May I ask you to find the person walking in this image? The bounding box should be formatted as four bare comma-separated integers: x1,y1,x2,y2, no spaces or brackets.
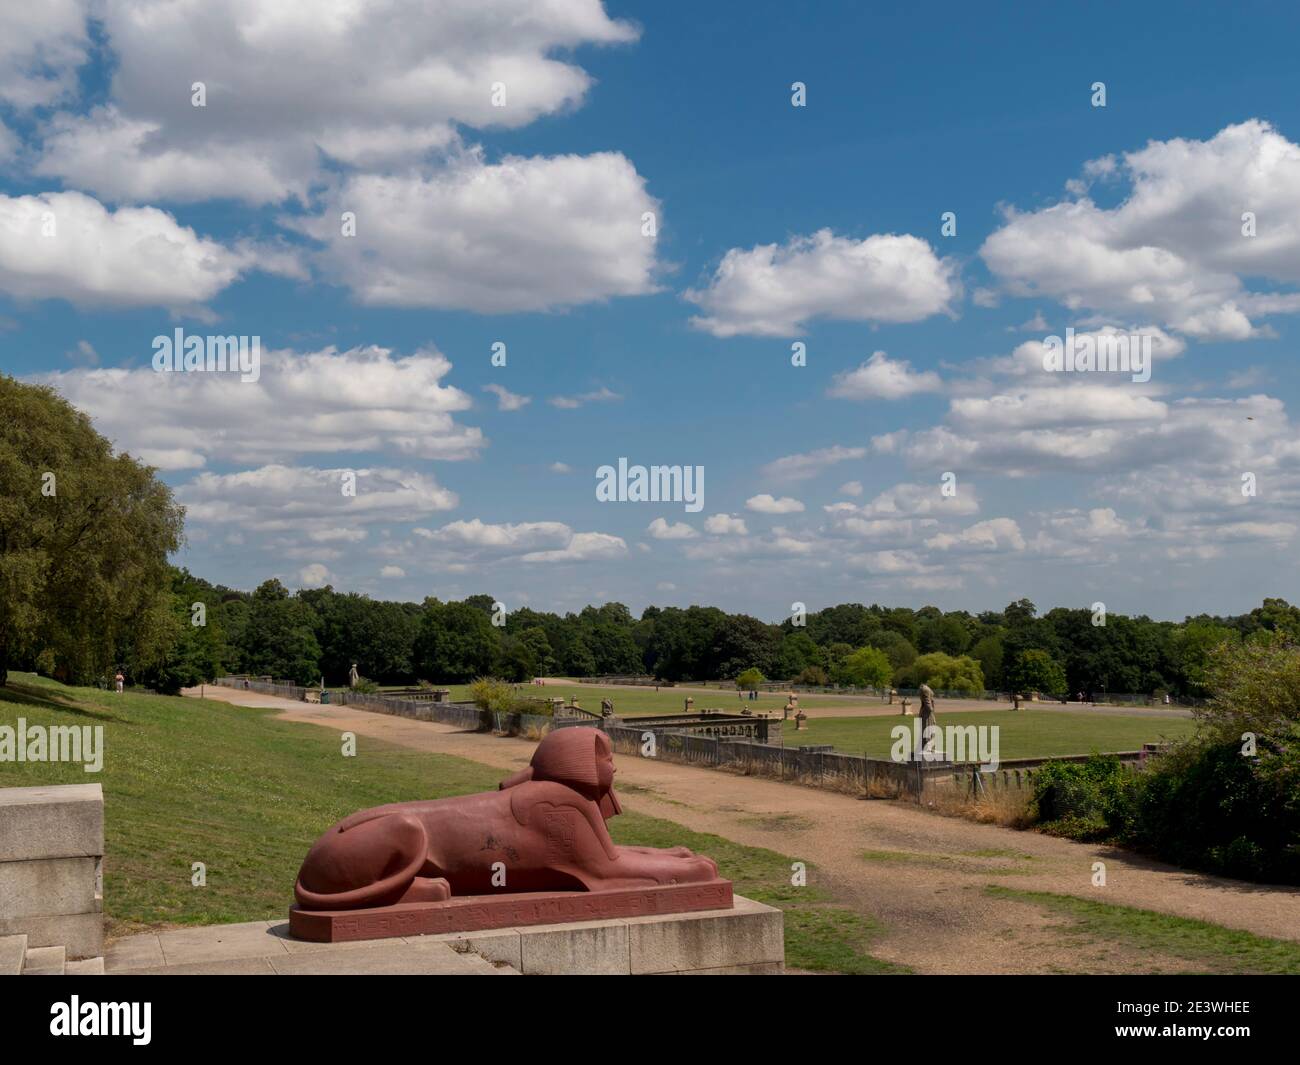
114,671,125,695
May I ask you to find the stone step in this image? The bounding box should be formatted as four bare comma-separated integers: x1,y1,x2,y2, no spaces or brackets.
65,957,105,975
23,944,66,975
0,933,27,975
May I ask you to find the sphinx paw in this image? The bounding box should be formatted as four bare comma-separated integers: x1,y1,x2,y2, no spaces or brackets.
398,876,452,904
669,855,720,884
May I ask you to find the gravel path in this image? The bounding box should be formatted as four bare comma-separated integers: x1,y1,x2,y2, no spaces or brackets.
188,686,1300,974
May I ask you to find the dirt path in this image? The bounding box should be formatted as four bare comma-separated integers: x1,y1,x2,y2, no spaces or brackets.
189,686,1299,974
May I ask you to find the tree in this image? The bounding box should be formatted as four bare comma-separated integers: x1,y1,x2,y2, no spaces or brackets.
516,626,556,676
970,633,1005,689
494,634,537,683
1199,631,1300,743
918,614,972,656
832,646,891,688
0,375,184,687
871,630,917,673
902,652,984,694
803,603,880,648
563,635,597,677
773,631,823,679
1005,648,1066,697
240,580,322,685
735,667,766,690
824,642,854,678
303,588,419,685
130,569,226,694
710,614,780,679
645,606,727,680
1004,599,1038,626
412,600,499,683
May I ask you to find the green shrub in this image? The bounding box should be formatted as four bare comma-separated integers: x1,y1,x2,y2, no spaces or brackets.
1127,738,1300,884
1030,755,1132,840
466,677,555,717
1032,739,1300,884
468,676,518,713
793,665,828,686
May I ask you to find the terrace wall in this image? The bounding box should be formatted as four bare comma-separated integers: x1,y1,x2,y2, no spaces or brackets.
215,678,1149,805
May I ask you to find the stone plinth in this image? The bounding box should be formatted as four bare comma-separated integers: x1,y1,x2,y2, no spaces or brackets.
0,784,104,959
289,878,734,943
107,895,783,975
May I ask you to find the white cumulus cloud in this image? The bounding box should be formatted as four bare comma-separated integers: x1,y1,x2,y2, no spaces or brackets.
686,230,958,337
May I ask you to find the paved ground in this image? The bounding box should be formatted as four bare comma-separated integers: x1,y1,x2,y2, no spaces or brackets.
107,920,515,975
188,686,1300,975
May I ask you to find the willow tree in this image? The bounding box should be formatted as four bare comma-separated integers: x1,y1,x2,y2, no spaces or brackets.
0,375,184,687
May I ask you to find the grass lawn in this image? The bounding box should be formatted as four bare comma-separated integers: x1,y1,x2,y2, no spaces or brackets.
987,887,1300,974
0,672,898,972
778,709,1197,760
429,682,880,717
414,683,1194,758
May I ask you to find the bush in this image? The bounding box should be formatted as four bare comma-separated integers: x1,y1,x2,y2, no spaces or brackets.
793,665,829,686
1030,755,1131,841
1126,738,1300,884
468,677,518,713
1116,635,1300,884
1031,738,1300,884
467,676,555,717
350,676,380,694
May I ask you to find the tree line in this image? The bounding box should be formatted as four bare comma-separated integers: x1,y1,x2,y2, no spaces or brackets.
116,570,1300,701
4,373,1296,699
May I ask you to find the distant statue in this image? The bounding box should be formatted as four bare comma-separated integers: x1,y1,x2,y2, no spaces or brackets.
601,697,614,717
349,663,359,688
918,683,940,758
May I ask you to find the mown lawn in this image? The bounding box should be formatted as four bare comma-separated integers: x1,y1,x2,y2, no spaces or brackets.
0,673,899,972
418,683,1194,758
430,682,879,717
774,710,1196,760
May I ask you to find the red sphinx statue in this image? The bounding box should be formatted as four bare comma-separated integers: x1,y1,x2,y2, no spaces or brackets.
293,728,721,928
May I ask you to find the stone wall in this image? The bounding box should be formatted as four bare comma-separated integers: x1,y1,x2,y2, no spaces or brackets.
0,783,104,959
214,677,548,736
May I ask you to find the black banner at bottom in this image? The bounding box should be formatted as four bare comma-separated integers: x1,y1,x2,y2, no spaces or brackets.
1,974,1292,1052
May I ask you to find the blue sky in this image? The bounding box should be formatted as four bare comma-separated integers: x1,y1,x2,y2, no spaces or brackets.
2,1,1299,621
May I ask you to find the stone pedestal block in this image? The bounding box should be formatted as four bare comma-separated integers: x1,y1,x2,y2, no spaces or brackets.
0,784,104,959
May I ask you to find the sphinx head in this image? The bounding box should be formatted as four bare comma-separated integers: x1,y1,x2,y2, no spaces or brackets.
499,727,622,818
